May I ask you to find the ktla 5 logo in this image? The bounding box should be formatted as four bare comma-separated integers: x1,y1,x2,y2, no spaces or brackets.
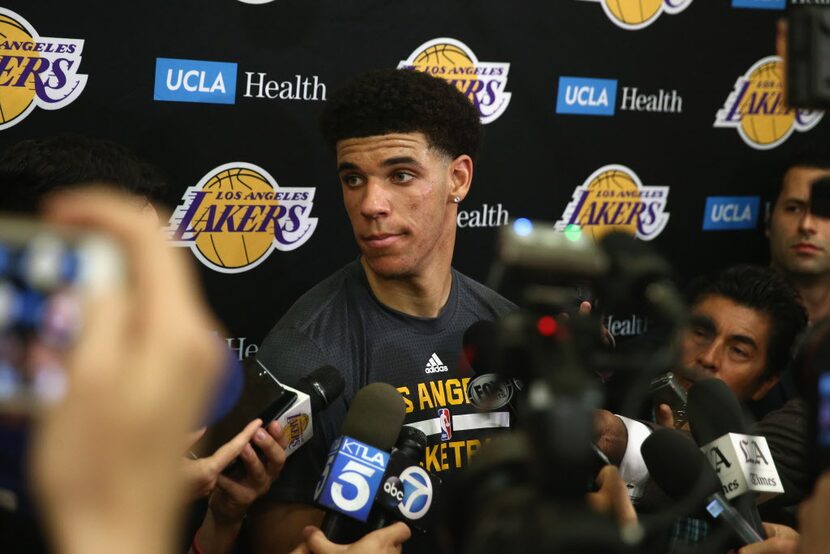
166,162,317,273
715,56,823,150
555,164,670,242
0,8,86,131
314,437,389,521
579,0,693,30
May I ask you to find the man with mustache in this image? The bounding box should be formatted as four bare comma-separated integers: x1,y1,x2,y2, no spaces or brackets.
767,154,830,323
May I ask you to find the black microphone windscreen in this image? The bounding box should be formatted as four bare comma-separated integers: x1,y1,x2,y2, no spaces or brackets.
341,382,406,451
297,365,345,412
688,378,747,445
641,428,721,501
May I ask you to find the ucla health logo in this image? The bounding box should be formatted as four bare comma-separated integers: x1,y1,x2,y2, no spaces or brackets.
0,8,86,131
167,162,317,273
399,38,510,124
731,0,785,9
555,165,670,241
703,196,760,231
580,0,693,30
154,58,238,105
557,77,618,116
715,56,823,150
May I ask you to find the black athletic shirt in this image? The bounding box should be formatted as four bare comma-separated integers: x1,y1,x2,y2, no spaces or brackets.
255,258,515,543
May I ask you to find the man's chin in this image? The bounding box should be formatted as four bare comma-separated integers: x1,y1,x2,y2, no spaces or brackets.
361,255,414,279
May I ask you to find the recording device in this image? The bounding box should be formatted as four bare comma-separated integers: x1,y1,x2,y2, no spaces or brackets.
192,361,344,471
315,382,406,542
810,177,830,219
641,428,764,546
368,425,439,532
688,380,783,503
0,215,124,416
787,3,830,109
648,371,688,429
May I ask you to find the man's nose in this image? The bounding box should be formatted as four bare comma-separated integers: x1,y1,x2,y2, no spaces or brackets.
360,179,390,219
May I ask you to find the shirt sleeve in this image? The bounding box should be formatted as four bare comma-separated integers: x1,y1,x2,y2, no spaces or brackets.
616,415,653,502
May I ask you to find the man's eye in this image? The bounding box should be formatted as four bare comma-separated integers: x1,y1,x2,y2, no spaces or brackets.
391,171,414,184
342,175,364,187
730,346,749,359
785,204,803,213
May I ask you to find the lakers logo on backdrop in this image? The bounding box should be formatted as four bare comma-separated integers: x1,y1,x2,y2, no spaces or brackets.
399,38,511,124
167,162,317,273
715,56,823,150
580,0,693,30
555,165,670,241
0,8,86,131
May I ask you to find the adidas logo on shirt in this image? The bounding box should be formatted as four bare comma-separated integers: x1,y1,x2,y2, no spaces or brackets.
424,352,449,374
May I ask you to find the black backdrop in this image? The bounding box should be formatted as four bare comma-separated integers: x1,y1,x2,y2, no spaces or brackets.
0,0,820,353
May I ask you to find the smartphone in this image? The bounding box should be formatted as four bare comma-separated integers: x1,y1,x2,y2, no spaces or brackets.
0,214,124,417
649,371,688,429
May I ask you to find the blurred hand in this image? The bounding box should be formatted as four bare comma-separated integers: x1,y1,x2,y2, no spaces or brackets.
30,188,223,554
288,522,411,554
797,471,830,554
209,419,288,524
586,465,637,527
183,418,263,501
737,523,799,554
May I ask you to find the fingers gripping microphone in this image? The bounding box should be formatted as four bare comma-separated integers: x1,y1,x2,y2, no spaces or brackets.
642,429,764,545
314,383,406,541
688,379,783,537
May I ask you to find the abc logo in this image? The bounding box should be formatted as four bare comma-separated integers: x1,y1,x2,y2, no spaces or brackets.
398,466,433,520
383,476,404,502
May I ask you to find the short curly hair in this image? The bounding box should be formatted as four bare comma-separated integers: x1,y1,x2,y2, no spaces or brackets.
320,68,482,161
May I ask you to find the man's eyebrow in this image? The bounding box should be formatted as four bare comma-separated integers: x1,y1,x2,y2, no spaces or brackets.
337,161,358,172
690,314,716,333
782,197,808,206
380,156,422,167
728,334,758,351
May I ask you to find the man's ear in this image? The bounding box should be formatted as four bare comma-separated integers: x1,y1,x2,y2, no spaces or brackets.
751,372,781,402
448,154,473,203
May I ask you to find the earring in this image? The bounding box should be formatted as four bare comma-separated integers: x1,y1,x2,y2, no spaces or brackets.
453,196,461,203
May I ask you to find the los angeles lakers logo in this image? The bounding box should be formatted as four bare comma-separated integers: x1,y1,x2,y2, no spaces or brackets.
715,56,823,150
0,8,86,131
555,165,670,241
167,162,317,273
398,38,511,124
580,0,693,30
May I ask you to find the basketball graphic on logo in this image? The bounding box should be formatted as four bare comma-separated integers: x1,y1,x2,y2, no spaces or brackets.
0,13,37,128
194,166,277,270
739,59,792,148
411,41,477,98
582,169,640,241
604,0,663,27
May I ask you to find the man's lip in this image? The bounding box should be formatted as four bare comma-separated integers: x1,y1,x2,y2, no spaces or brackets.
362,233,402,247
793,243,822,253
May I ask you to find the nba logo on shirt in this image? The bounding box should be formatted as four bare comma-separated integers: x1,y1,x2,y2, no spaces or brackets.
438,408,452,441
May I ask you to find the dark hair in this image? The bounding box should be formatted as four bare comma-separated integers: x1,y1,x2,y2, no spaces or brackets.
686,265,808,379
320,68,482,161
0,135,167,212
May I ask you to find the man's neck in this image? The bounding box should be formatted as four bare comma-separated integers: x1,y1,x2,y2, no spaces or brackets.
360,257,453,318
789,273,830,322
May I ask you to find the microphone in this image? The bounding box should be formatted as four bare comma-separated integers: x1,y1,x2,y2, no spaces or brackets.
368,425,440,532
314,383,406,541
688,380,783,535
192,361,344,461
641,428,764,545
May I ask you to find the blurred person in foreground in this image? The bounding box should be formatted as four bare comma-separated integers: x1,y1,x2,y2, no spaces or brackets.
0,136,289,554
28,187,413,554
